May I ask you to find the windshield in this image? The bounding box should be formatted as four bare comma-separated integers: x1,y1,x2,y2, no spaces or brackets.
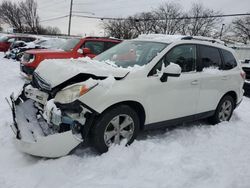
95,41,168,68
0,36,8,42
61,38,80,51
36,39,66,49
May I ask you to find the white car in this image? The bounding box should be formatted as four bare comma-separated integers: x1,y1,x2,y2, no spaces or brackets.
9,35,245,158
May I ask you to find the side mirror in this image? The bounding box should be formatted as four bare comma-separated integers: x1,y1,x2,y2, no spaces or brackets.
160,63,181,82
77,48,83,54
82,47,91,55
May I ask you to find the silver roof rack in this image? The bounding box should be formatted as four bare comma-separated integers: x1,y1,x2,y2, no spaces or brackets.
181,36,225,45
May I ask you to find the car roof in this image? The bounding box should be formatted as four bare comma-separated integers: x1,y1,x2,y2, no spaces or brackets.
133,34,235,53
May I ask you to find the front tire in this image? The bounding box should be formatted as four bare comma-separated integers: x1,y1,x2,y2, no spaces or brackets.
209,95,235,124
92,105,140,153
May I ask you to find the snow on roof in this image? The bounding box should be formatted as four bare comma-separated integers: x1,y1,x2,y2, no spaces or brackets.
136,34,225,45
137,34,185,43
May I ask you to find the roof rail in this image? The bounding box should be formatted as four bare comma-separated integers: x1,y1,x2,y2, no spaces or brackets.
181,36,225,45
84,36,122,41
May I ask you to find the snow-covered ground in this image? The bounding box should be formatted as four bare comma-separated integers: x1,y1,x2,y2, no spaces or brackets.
0,52,250,188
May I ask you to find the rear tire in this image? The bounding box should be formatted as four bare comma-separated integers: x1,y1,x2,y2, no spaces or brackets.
208,95,235,124
92,105,140,154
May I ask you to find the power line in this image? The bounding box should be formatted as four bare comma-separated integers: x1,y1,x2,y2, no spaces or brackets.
73,13,250,21
40,15,69,22
72,11,95,15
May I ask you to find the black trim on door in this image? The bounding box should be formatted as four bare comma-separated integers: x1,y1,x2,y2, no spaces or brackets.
143,110,215,130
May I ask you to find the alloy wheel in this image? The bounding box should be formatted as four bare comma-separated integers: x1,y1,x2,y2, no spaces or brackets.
218,100,233,122
104,114,135,146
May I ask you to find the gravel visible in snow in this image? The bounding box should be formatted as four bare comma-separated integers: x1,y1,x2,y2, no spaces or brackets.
0,52,250,188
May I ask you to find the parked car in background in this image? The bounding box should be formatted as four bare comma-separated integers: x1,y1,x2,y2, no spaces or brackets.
20,37,122,76
0,35,37,52
241,62,250,95
9,35,244,158
232,45,250,95
5,38,66,61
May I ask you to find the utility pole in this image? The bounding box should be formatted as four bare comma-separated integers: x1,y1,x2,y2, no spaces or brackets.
68,0,73,36
219,24,225,40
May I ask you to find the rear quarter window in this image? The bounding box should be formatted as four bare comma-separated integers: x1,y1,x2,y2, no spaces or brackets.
221,49,237,70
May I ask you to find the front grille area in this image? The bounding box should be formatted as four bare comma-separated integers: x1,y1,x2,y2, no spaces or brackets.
32,72,52,92
22,53,33,62
243,67,250,80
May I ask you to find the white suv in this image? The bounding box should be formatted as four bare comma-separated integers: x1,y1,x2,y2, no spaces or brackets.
9,35,245,158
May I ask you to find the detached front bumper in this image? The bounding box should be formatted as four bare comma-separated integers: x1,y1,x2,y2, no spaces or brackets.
9,94,83,158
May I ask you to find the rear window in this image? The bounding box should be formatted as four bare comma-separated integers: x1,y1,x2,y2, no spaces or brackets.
199,45,222,69
221,49,237,70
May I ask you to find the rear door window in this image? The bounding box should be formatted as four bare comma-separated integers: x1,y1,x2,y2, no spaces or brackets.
221,49,237,70
199,45,222,69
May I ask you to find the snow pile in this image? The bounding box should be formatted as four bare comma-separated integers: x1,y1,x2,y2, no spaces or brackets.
1,52,250,187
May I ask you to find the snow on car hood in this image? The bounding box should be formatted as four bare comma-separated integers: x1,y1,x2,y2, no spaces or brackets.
35,57,130,88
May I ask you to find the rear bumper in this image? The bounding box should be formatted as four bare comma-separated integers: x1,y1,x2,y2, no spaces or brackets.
243,80,250,95
9,94,83,158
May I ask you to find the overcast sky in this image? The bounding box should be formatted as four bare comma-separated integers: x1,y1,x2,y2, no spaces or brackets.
1,0,250,36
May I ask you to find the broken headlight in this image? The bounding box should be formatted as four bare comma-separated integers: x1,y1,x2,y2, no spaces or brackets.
54,82,98,104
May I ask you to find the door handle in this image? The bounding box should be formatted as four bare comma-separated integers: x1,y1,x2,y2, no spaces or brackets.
222,76,228,80
191,80,198,85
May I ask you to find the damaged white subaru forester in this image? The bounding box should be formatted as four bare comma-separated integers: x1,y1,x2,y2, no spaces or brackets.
9,35,245,158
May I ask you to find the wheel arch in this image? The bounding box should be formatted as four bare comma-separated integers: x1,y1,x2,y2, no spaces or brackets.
101,100,146,130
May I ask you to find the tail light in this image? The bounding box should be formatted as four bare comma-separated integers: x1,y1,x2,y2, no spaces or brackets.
240,71,246,80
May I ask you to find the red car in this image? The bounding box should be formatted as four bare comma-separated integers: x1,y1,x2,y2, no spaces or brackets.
20,37,122,76
0,35,36,52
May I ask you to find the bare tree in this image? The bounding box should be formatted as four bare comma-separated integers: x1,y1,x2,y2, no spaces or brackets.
154,2,184,34
0,1,24,32
184,3,222,37
102,19,136,39
19,0,40,34
128,12,157,35
231,16,250,44
102,2,226,39
39,26,61,35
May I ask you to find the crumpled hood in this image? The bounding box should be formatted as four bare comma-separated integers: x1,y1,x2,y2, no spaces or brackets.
35,57,129,88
